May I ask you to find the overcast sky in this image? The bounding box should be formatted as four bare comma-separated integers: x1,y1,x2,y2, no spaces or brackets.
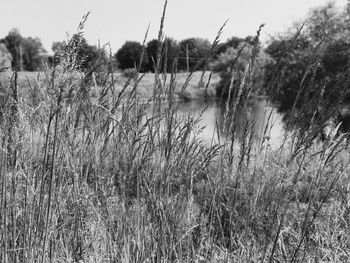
0,0,347,54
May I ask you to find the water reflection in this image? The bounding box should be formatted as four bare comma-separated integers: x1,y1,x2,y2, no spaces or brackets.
176,99,286,148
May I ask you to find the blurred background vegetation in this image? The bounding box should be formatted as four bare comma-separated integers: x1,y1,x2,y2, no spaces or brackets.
1,2,350,133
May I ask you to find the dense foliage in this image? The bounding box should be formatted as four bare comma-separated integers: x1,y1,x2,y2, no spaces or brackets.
51,35,108,73
0,43,12,69
212,37,270,101
0,29,47,71
177,38,211,71
115,41,146,71
263,2,350,132
145,38,179,72
115,37,210,72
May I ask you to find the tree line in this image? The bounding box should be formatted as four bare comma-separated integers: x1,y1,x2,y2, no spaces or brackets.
0,1,350,130
208,2,350,133
0,29,46,71
263,2,350,131
0,29,250,73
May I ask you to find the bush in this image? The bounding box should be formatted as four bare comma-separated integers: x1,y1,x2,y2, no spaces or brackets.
122,68,138,78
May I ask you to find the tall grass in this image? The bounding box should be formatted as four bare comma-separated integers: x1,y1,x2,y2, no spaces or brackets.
1,3,350,263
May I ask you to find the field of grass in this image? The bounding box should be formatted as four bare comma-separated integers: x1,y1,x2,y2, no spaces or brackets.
0,70,220,104
1,57,350,263
1,5,350,263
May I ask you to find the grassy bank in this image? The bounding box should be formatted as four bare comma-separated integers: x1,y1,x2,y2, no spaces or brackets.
0,70,220,103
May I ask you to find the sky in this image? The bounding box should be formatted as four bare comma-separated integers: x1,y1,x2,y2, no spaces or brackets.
0,0,347,54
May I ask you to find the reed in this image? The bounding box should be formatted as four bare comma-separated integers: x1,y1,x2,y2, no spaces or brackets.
0,3,349,263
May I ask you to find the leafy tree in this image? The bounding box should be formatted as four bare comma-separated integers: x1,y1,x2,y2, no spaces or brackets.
177,38,211,71
146,38,179,72
263,3,350,132
0,29,46,71
215,36,255,57
1,29,23,70
305,2,347,44
322,39,350,75
0,43,12,69
145,39,159,71
77,37,103,71
215,37,243,57
115,41,147,71
52,41,66,54
52,36,107,72
321,39,350,112
51,41,66,64
212,42,270,100
22,37,46,71
264,35,314,112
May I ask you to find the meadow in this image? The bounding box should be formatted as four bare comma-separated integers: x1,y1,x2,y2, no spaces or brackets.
0,70,220,103
1,4,350,263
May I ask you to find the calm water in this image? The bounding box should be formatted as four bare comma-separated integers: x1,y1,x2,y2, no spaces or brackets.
176,99,286,148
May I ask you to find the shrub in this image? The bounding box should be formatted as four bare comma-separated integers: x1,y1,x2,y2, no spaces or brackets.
122,68,138,78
